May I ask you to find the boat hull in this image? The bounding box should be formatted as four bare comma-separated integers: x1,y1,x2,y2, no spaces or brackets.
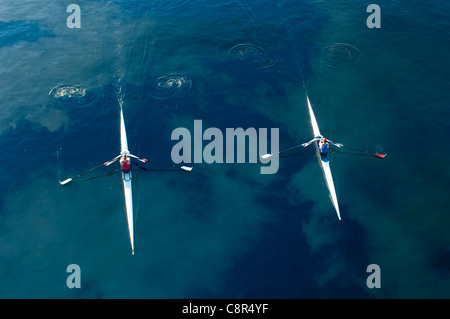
122,170,134,255
306,96,341,220
314,139,341,220
120,108,135,254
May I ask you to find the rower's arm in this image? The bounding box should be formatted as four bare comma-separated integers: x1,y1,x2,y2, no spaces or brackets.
328,140,343,147
302,138,319,147
104,155,121,166
128,154,148,163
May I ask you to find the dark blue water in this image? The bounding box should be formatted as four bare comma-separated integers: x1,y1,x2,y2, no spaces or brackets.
0,0,449,298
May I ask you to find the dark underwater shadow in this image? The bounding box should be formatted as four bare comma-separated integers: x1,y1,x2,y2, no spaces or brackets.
0,20,54,47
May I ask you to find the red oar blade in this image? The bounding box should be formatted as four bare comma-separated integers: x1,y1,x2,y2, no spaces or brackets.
374,153,386,159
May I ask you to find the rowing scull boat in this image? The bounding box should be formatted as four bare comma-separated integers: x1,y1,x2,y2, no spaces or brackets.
59,108,193,255
120,107,135,255
306,95,341,220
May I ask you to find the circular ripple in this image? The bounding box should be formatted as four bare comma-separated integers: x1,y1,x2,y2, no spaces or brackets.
152,74,192,100
322,43,361,68
129,0,189,10
375,144,385,154
120,0,189,16
49,84,94,105
62,0,112,15
229,43,277,69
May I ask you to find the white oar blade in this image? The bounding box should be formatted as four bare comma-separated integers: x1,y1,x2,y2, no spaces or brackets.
181,166,193,172
260,154,273,160
59,178,72,185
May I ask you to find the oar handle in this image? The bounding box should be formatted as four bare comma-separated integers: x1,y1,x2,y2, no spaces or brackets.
59,155,121,186
146,159,192,171
340,145,386,158
128,154,148,163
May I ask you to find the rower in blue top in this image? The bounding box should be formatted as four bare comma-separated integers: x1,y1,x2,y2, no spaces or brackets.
302,137,342,158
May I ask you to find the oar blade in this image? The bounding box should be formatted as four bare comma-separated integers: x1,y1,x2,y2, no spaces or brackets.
260,154,273,160
181,166,193,172
374,153,386,159
59,178,72,185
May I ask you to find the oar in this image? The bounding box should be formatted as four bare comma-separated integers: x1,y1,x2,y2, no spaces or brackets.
62,168,118,185
136,165,184,172
145,159,193,172
128,154,149,164
104,155,121,166
260,143,305,160
339,144,386,159
279,148,314,158
59,155,120,185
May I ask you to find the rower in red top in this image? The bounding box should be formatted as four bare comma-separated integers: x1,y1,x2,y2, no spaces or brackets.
120,153,131,172
318,137,329,155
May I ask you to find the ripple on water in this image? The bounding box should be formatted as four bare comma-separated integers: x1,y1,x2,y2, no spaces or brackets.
128,0,189,10
322,43,361,68
49,84,95,105
62,0,112,15
152,74,192,100
229,43,277,69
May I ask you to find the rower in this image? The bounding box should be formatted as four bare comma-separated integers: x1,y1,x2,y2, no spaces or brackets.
302,137,342,154
120,153,131,173
319,137,329,155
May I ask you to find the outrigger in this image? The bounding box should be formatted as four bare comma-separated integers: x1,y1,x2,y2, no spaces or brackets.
60,107,192,255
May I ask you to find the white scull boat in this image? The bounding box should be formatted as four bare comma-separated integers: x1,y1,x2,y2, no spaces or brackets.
120,107,135,255
59,106,193,255
60,107,138,255
306,95,341,220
